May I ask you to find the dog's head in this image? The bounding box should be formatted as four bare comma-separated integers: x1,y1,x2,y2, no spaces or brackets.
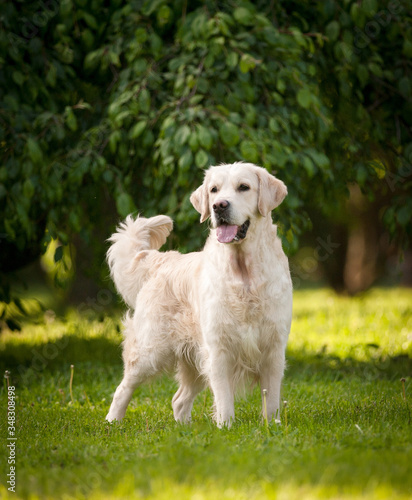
190,162,287,244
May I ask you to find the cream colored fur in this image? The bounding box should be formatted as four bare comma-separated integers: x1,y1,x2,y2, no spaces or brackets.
106,162,293,427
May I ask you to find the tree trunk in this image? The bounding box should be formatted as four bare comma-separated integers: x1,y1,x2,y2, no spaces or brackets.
343,184,380,294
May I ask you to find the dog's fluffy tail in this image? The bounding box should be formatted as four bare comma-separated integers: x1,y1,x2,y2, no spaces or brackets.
107,215,173,308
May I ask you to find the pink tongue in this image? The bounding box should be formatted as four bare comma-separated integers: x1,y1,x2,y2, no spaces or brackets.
216,225,238,243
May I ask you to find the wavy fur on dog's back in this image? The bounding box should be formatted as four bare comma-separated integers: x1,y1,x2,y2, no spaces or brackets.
107,215,173,308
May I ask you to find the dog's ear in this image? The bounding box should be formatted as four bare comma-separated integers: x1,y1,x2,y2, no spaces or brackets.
190,180,210,223
256,168,287,216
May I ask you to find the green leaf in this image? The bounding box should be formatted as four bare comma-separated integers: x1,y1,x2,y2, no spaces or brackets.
109,51,121,67
135,28,148,43
103,169,114,183
297,88,312,109
233,7,254,26
79,10,98,29
46,64,57,87
239,54,256,74
142,130,154,149
69,211,81,232
269,118,280,133
139,89,151,113
325,21,340,42
142,0,165,16
219,122,240,147
150,32,162,58
302,156,315,177
27,138,43,165
226,52,239,69
362,0,377,16
306,149,330,169
356,65,369,88
129,120,148,140
178,150,193,171
263,26,278,46
195,149,209,168
397,205,412,227
245,107,256,126
109,131,121,153
368,62,382,78
84,49,103,70
12,71,25,86
157,5,172,26
114,110,132,127
116,192,136,217
240,141,259,163
23,179,35,199
197,125,213,150
276,78,286,94
81,29,95,49
350,3,365,27
174,125,191,147
65,107,78,131
189,131,199,152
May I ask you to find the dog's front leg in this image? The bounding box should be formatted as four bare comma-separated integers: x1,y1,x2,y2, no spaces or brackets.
208,351,235,428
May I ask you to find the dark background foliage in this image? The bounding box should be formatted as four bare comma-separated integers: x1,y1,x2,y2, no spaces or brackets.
1,0,411,307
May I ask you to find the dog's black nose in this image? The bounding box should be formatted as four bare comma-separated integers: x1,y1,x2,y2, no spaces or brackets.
213,200,230,213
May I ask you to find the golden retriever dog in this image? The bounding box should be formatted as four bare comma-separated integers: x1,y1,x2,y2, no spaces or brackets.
106,162,292,427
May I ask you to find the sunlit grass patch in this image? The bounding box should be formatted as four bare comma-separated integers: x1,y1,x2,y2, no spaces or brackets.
290,288,412,360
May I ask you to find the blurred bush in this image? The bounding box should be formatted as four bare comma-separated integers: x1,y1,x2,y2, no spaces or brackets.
0,0,411,302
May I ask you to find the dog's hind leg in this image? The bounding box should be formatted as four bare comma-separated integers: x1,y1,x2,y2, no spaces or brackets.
106,309,175,422
105,352,161,422
106,369,143,422
106,347,172,422
172,359,205,423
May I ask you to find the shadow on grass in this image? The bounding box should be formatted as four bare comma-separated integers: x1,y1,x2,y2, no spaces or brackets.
287,346,412,382
1,329,411,385
0,334,123,380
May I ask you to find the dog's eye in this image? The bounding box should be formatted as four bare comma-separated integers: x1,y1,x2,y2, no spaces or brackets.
210,186,218,193
238,184,250,192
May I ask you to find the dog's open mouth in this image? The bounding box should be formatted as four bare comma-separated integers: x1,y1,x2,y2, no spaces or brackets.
216,220,250,244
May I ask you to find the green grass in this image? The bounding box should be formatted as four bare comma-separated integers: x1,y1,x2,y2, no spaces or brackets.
1,288,411,500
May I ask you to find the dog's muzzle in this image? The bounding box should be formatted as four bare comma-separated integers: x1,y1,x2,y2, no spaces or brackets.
215,220,250,244
213,200,250,244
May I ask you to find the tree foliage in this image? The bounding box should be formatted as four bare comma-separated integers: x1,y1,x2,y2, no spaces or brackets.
0,0,411,300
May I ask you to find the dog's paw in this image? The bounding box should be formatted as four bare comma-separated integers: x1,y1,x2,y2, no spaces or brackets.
105,412,121,423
